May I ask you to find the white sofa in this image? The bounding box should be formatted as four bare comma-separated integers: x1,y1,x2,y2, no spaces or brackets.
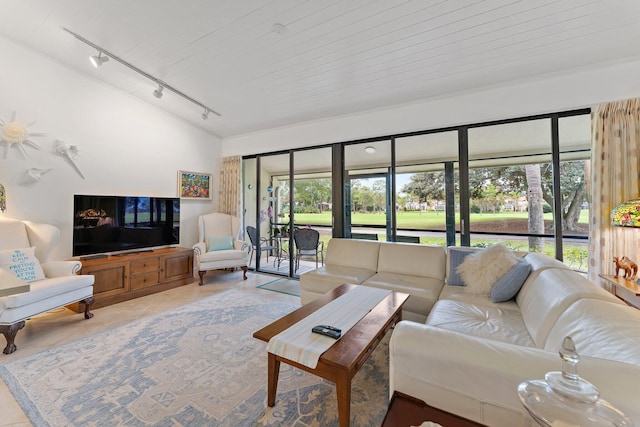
300,238,640,425
300,238,446,323
0,218,95,354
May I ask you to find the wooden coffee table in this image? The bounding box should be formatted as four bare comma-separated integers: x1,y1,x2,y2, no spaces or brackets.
253,283,409,427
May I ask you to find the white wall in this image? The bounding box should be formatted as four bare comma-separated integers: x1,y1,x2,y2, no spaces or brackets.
222,59,640,156
0,37,221,260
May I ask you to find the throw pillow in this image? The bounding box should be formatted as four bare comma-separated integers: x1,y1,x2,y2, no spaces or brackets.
456,243,520,295
490,259,531,302
0,247,46,282
446,248,477,286
207,236,234,251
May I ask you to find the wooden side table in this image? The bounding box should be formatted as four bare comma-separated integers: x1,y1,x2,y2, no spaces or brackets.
382,392,485,427
599,274,640,309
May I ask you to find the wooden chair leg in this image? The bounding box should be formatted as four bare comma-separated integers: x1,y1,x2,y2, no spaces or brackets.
198,270,206,285
242,266,248,280
1,321,25,354
81,296,95,319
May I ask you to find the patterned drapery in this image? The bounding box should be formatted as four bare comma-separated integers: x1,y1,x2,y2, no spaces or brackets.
588,98,640,286
218,156,242,217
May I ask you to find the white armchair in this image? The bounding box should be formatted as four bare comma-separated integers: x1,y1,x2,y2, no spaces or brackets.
0,218,95,354
192,213,250,285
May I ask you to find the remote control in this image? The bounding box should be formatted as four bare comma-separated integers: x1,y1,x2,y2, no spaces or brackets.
312,325,341,339
317,324,341,333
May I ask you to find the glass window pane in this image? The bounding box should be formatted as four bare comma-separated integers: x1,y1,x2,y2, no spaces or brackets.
292,147,332,276
395,131,458,246
559,114,590,271
254,153,289,275
345,141,391,240
468,119,553,252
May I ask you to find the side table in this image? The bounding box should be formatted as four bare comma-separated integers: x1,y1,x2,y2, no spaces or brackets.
598,274,640,309
382,392,485,427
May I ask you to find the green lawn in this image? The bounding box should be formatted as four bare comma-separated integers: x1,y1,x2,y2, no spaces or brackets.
293,210,589,228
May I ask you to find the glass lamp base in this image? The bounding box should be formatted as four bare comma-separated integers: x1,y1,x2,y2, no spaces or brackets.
518,379,633,427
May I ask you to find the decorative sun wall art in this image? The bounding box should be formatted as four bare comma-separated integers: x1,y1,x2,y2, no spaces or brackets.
0,112,45,159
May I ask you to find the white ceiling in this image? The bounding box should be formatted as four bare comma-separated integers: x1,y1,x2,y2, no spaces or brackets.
3,0,640,138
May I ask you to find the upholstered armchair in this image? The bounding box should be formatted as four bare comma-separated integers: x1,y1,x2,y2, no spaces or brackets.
0,218,95,354
192,213,250,285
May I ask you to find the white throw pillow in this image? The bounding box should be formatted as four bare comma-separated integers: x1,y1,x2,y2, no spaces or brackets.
0,247,46,282
456,243,520,295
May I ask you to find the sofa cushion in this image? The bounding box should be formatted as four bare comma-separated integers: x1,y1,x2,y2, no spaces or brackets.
523,252,570,272
199,249,246,262
300,265,376,296
446,247,478,285
456,244,520,295
426,299,536,347
363,272,444,319
324,238,380,271
207,236,234,251
517,268,623,348
438,285,520,311
0,247,45,282
490,259,531,303
4,275,94,309
544,298,640,365
377,243,446,281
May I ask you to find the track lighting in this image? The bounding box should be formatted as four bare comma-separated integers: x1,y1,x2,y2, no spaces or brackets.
153,84,164,99
63,28,221,119
89,51,109,68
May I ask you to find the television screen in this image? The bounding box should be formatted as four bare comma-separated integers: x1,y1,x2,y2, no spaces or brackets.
73,195,180,257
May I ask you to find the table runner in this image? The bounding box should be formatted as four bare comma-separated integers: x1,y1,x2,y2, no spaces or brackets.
266,286,391,368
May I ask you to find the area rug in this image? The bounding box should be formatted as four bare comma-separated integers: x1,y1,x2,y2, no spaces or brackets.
256,278,301,297
0,288,389,426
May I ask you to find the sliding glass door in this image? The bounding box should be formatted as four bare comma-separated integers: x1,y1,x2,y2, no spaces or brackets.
344,140,392,241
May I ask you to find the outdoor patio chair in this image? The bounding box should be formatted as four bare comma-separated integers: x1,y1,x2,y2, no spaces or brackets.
293,228,324,270
246,226,278,266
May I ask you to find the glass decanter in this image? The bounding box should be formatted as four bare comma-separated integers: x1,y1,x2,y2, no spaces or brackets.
517,336,633,427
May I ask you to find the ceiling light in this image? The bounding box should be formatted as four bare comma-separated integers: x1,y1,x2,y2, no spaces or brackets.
63,28,221,119
89,51,109,68
365,146,376,154
153,84,164,99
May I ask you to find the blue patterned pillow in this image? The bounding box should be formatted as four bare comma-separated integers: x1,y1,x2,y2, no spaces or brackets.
490,259,531,302
0,247,45,282
447,248,477,286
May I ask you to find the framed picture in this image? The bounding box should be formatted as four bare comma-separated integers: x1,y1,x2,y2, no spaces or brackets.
178,170,212,199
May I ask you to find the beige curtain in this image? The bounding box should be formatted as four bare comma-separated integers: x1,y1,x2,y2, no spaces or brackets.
218,156,242,217
588,98,640,286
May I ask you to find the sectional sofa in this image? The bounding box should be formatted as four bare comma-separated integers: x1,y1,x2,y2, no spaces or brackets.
300,238,640,426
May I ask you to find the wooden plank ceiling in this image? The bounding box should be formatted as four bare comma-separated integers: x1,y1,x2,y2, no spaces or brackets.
2,0,640,138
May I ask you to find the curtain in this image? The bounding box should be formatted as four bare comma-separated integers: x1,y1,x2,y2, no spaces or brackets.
588,98,640,287
218,156,242,217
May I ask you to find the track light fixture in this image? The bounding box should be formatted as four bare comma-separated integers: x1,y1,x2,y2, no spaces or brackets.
153,84,164,99
89,51,109,68
63,28,221,119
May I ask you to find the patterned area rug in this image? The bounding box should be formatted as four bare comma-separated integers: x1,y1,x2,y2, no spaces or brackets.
256,278,301,297
0,289,389,426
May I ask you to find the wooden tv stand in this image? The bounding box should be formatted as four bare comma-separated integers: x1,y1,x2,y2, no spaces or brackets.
69,247,194,312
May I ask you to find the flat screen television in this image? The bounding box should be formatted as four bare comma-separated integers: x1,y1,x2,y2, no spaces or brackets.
73,194,180,258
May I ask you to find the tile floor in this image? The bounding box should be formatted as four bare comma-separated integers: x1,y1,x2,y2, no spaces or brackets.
0,270,280,427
